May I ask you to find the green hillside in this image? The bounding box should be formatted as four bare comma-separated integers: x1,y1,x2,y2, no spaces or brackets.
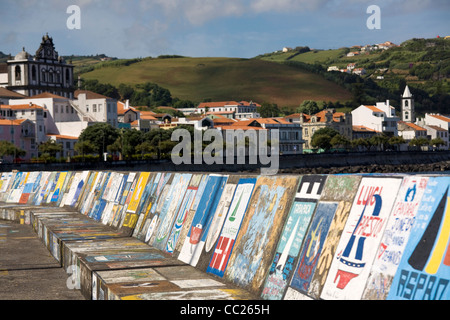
256,38,450,115
78,56,352,109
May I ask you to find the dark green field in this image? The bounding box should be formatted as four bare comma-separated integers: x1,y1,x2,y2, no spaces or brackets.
79,56,352,108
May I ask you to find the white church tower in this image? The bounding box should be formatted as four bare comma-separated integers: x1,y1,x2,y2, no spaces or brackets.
401,85,415,123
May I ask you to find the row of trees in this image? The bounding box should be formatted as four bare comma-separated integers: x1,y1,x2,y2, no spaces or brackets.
72,123,192,161
310,127,446,152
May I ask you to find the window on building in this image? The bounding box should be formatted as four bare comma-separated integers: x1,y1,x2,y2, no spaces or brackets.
31,66,37,81
15,66,21,81
93,104,97,112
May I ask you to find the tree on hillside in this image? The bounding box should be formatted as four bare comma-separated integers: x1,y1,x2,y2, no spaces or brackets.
388,136,406,151
409,137,429,151
311,127,339,151
430,137,445,150
0,141,26,162
351,138,370,151
330,134,351,150
78,123,119,156
297,100,320,115
259,102,281,118
369,134,390,151
74,140,97,157
38,140,63,159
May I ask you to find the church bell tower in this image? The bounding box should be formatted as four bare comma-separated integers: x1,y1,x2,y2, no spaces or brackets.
401,85,415,123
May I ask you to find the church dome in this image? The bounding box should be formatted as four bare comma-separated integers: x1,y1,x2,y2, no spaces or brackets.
15,48,31,61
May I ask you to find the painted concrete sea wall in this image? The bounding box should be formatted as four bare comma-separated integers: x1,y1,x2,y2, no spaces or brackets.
0,170,449,300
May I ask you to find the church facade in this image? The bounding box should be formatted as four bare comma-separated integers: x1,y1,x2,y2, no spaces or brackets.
1,34,74,99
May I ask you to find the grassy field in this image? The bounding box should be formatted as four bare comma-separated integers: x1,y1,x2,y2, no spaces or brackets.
80,56,352,108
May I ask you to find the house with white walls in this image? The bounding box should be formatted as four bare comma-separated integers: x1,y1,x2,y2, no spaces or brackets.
351,100,399,136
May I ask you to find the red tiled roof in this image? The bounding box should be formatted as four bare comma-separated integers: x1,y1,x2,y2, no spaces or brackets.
429,114,450,122
30,92,67,99
117,101,137,115
353,125,379,133
0,87,27,98
399,121,426,131
0,104,44,110
75,90,112,100
47,134,78,140
365,105,384,113
0,119,27,126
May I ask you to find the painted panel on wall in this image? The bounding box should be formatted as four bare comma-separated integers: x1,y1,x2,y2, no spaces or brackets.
285,175,362,300
224,175,299,296
18,172,37,204
142,173,174,244
132,172,162,240
261,175,327,300
387,176,450,300
363,176,429,300
206,177,257,277
194,175,240,272
320,177,403,300
164,174,204,255
152,173,192,251
171,174,209,258
132,172,160,237
120,172,152,235
178,174,228,267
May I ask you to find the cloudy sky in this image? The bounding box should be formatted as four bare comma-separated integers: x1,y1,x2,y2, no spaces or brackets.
0,0,449,59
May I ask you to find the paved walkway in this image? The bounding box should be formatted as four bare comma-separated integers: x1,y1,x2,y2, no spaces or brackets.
0,220,85,300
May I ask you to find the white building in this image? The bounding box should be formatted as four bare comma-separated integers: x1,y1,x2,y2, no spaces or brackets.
0,103,46,145
424,125,449,150
421,113,450,131
197,101,261,120
74,90,118,128
0,34,74,99
216,118,303,155
351,100,399,136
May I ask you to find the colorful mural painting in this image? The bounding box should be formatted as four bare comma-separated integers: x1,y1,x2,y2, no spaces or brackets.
172,174,209,258
387,176,450,300
362,176,429,300
152,173,192,251
178,174,228,267
2,169,450,301
285,175,362,300
320,177,403,300
224,175,298,296
207,177,257,277
164,174,204,255
194,175,240,272
261,175,327,300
